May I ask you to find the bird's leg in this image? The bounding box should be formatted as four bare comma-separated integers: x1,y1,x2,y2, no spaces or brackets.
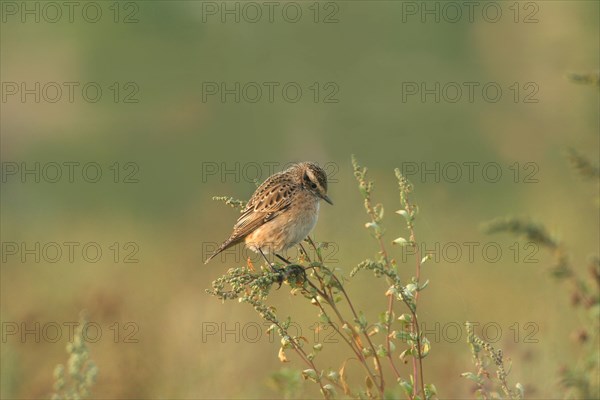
297,242,312,263
275,253,292,265
259,248,286,288
258,248,277,271
306,235,317,250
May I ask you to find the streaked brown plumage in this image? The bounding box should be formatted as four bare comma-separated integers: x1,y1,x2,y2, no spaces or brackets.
205,162,332,264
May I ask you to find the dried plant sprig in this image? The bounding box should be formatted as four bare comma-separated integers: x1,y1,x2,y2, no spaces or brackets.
462,322,524,400
208,263,339,397
207,260,386,398
211,196,246,210
482,216,575,278
567,71,600,87
567,148,600,180
482,217,558,249
52,312,98,400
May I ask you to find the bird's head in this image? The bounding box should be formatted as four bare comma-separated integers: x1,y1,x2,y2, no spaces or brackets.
294,162,333,205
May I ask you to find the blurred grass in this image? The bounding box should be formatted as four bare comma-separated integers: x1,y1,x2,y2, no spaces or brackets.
1,1,599,398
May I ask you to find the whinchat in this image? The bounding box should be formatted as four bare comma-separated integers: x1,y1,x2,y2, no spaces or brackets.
205,162,333,264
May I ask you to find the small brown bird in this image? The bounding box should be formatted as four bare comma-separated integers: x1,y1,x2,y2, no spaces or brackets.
205,162,333,264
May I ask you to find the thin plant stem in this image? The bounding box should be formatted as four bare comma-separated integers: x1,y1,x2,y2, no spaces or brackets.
310,293,384,397
307,237,386,393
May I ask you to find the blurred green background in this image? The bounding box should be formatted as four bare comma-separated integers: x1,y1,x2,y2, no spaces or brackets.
1,1,598,398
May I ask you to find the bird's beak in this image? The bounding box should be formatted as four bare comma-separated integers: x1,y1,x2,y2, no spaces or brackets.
321,194,333,205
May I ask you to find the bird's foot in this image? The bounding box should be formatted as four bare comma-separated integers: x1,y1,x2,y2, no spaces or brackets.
273,264,307,289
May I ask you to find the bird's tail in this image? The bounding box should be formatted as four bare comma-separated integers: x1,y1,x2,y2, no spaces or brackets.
204,236,242,264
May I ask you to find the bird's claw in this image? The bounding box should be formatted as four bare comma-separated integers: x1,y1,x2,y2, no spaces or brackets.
272,264,307,289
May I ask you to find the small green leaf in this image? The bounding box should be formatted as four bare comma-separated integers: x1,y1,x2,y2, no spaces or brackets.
398,314,412,324
302,369,318,382
321,384,336,398
460,372,480,383
515,382,525,398
399,348,413,360
376,344,388,357
341,323,353,336
398,379,413,395
392,237,409,246
327,370,340,383
375,204,384,220
424,383,437,400
420,337,431,357
357,312,368,329
389,341,396,353
395,209,409,219
394,330,412,342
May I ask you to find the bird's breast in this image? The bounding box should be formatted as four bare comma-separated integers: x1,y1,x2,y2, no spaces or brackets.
245,192,320,253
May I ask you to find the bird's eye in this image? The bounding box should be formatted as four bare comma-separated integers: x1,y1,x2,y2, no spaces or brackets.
304,172,317,190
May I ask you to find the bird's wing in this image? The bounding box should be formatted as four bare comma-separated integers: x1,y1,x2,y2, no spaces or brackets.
204,170,297,263
229,173,297,240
